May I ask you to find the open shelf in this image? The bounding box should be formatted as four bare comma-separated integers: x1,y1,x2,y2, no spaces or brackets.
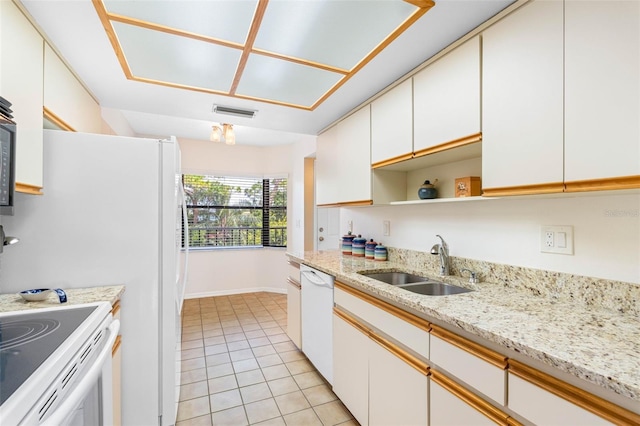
389,196,494,205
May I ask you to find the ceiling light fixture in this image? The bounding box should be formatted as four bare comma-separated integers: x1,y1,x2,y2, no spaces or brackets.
210,123,235,145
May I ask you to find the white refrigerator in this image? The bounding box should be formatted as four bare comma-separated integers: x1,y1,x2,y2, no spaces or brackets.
0,129,189,426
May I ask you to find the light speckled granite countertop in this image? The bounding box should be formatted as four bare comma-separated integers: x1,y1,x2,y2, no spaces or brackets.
288,250,640,404
0,285,125,312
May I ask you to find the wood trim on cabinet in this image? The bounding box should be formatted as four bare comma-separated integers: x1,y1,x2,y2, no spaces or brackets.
287,260,301,269
43,106,76,132
431,325,508,369
334,281,431,332
564,175,640,193
482,182,565,197
316,200,373,208
369,329,429,376
508,360,640,426
431,369,512,425
334,307,429,376
15,182,43,195
334,307,370,336
287,277,301,290
372,153,414,169
112,334,122,356
413,132,482,159
110,300,121,317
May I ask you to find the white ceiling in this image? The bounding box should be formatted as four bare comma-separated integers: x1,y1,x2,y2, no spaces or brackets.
20,0,516,146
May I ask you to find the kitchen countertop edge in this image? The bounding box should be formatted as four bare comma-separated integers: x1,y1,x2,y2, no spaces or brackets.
0,285,126,312
288,251,640,404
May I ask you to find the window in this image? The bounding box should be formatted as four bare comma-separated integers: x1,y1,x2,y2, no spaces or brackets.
183,174,287,248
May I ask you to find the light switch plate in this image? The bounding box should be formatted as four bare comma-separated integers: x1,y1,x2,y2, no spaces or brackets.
540,225,574,255
383,220,390,236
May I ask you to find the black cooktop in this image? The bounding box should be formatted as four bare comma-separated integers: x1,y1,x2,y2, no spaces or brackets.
0,306,97,405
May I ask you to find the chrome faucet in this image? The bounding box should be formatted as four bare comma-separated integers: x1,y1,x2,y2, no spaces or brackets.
430,234,449,276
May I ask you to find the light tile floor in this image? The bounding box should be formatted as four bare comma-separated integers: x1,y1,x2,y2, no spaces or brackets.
177,292,357,426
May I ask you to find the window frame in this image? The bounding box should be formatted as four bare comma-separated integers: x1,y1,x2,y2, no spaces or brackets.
182,174,287,249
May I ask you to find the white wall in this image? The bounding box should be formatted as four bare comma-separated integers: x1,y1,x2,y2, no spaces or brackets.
178,136,315,297
340,192,640,284
185,248,288,297
288,139,317,254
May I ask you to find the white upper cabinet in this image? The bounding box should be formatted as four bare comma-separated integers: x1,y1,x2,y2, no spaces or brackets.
371,79,413,166
315,124,339,206
564,0,640,187
0,1,44,194
315,106,371,206
44,44,102,133
413,36,481,154
482,0,564,195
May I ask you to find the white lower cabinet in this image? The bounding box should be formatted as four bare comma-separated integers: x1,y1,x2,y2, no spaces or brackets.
430,372,503,426
430,326,506,406
507,359,640,425
333,283,430,426
333,310,429,426
286,259,302,349
369,338,428,426
333,313,370,425
286,278,301,349
508,373,611,426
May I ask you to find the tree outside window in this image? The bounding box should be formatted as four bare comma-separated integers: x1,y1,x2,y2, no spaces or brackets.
182,175,287,248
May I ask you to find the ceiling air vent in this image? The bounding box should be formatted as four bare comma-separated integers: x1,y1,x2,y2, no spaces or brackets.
212,105,257,119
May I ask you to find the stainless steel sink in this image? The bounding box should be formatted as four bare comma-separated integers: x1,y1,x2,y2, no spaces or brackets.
361,272,429,285
397,282,472,296
359,271,473,296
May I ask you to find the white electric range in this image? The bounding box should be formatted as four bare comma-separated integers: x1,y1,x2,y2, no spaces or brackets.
0,302,119,425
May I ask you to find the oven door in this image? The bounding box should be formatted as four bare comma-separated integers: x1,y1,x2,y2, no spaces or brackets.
39,319,120,426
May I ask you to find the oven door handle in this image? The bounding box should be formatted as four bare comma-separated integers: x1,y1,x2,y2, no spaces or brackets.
41,319,121,426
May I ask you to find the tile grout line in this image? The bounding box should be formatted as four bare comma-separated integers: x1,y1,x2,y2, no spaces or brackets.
178,292,351,426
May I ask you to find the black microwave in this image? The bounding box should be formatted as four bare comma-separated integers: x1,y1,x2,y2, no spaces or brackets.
0,115,16,215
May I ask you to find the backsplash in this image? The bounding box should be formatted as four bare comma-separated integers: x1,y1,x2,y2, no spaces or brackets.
388,247,640,317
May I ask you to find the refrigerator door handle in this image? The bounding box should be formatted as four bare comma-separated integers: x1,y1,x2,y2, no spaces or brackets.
179,181,189,312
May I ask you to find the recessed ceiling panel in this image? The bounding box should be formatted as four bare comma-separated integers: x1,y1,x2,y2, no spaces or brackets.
237,54,343,107
93,0,434,109
254,0,418,70
113,22,241,92
104,0,258,44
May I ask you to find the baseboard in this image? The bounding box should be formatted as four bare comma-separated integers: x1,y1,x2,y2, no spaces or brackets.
185,286,287,299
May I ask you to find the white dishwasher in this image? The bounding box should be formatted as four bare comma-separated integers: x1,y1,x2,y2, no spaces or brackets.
300,264,334,385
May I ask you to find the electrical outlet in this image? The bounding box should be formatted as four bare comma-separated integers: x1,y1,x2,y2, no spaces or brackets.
540,226,574,255
383,220,390,236
545,231,554,247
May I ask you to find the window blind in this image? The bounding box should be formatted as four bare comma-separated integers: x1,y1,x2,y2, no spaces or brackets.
182,174,287,248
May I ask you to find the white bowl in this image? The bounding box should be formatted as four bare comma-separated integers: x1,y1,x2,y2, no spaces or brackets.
20,289,52,302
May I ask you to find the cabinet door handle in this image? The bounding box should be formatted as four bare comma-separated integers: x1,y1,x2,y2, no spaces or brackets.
319,236,325,241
